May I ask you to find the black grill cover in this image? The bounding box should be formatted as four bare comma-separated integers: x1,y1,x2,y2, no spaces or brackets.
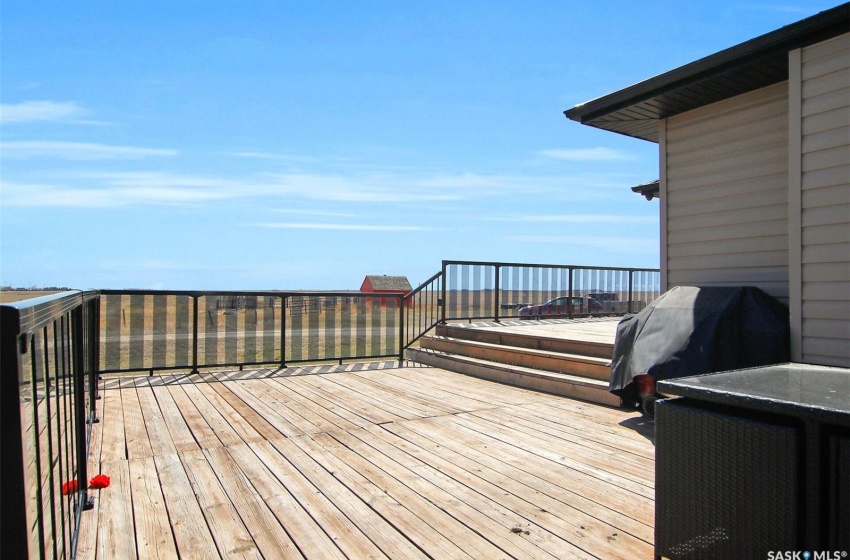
610,286,790,405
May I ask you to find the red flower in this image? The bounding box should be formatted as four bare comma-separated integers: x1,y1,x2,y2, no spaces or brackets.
89,474,110,489
61,480,79,495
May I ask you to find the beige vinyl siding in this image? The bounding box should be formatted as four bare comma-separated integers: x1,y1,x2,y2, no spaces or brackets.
664,82,789,303
800,33,850,367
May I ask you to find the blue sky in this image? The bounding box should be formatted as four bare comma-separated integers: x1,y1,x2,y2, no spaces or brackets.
0,1,835,290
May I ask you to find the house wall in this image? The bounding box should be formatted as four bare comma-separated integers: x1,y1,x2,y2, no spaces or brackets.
794,33,850,367
662,82,790,304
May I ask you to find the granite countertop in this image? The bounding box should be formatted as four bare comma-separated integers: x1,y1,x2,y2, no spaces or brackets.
657,362,850,426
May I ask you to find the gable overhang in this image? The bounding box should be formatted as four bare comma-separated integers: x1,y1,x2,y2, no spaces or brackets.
632,179,660,201
565,3,850,143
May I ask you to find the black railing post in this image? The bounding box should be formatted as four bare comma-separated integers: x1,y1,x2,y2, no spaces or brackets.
72,305,93,515
0,307,29,560
280,295,287,369
494,265,501,323
440,260,447,324
404,291,411,351
90,296,101,418
628,270,635,314
398,294,405,364
191,295,199,373
89,298,97,409
568,266,574,319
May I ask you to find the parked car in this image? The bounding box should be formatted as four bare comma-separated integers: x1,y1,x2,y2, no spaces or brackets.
586,291,634,313
518,296,603,318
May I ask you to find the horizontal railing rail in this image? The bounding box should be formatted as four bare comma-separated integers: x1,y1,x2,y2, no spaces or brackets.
441,260,661,322
1,290,99,560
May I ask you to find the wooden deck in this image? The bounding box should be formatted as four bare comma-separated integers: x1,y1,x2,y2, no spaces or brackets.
77,360,655,559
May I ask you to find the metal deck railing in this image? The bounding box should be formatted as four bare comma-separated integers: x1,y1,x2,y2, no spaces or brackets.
0,259,659,558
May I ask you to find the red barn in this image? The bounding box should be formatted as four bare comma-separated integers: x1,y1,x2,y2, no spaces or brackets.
360,275,413,307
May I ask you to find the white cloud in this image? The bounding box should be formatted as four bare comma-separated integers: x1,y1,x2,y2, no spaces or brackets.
264,173,472,202
224,151,320,163
1,141,178,160
271,209,361,218
538,147,638,161
0,101,89,124
419,172,502,189
0,181,224,207
1,182,122,208
253,222,435,232
84,171,230,188
1,167,644,208
481,214,657,224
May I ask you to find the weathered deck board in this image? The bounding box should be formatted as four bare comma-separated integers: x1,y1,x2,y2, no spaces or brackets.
203,446,307,559
79,361,655,559
180,448,264,559
336,426,574,560
129,456,179,559
122,382,154,459
246,441,385,559
99,382,126,462
387,418,655,545
290,433,482,560
135,377,178,456
150,376,200,452
263,437,429,560
298,373,410,424
153,452,221,559
96,460,136,559
205,377,285,442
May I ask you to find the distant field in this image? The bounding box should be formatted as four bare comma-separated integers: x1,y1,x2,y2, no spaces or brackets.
0,290,62,303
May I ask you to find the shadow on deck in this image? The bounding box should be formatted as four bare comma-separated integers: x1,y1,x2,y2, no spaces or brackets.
79,361,655,559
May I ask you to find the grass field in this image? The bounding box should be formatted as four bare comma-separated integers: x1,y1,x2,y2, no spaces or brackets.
97,294,438,373
0,290,62,303
8,286,657,375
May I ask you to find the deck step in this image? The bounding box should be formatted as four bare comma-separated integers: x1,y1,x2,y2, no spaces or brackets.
435,323,614,359
406,347,622,407
420,335,611,381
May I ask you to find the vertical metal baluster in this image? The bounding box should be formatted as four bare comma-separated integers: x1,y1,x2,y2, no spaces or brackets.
191,296,199,374
72,306,93,527
494,265,501,323
398,294,405,364
280,295,287,369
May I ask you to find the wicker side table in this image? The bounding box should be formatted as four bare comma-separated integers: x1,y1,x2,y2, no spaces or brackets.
656,363,850,559
655,399,800,559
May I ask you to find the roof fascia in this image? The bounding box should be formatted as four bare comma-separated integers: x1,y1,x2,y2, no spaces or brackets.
565,4,849,125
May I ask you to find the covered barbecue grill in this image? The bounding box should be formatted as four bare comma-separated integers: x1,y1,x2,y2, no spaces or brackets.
610,286,790,412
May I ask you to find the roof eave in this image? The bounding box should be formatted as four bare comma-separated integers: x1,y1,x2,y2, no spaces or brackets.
565,3,850,142
631,180,660,201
